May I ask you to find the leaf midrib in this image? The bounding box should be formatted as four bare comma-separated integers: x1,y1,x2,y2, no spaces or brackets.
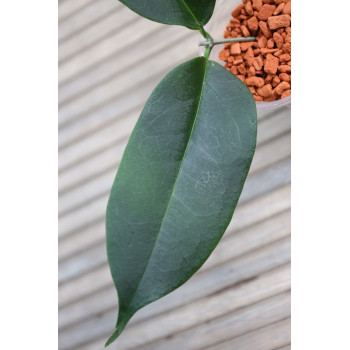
179,0,201,27
124,59,209,313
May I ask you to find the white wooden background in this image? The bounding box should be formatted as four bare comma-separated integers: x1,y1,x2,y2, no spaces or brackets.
58,1,291,349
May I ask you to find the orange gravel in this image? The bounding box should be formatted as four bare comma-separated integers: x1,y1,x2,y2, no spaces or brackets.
219,0,291,102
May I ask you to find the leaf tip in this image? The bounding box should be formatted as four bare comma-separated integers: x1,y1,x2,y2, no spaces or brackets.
105,313,131,346
105,326,123,347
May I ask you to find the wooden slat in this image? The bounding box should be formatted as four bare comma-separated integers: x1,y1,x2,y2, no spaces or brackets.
58,201,290,308
58,177,290,262
134,292,291,350
58,23,159,106
59,225,290,310
58,18,173,87
58,122,289,198
58,107,290,196
58,247,290,349
58,105,289,184
59,178,290,266
59,1,122,44
58,3,236,104
58,33,197,127
59,6,134,64
58,139,290,238
204,318,291,350
58,157,291,281
58,0,96,24
58,113,290,217
58,157,290,285
58,133,290,221
58,209,290,330
74,270,290,350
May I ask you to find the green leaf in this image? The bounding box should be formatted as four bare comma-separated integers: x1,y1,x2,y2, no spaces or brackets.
105,57,257,345
119,0,216,29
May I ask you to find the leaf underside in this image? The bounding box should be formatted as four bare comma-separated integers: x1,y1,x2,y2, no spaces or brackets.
119,0,216,29
106,57,257,345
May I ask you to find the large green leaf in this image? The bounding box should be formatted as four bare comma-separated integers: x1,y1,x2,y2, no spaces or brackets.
119,0,216,29
106,57,257,345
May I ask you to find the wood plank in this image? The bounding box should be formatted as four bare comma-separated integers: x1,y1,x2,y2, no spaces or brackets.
239,158,290,204
257,108,291,146
58,32,197,126
250,132,290,174
58,18,173,87
60,266,290,350
59,220,103,261
58,195,108,239
59,6,135,64
58,132,290,219
58,0,96,24
58,7,238,104
60,174,290,250
59,230,290,313
58,23,159,106
58,113,290,214
205,318,291,350
59,60,287,151
58,107,289,185
58,140,290,238
135,292,291,350
58,125,290,197
58,104,289,178
59,162,290,281
58,210,290,329
59,1,122,43
58,158,290,285
58,180,290,261
58,148,290,239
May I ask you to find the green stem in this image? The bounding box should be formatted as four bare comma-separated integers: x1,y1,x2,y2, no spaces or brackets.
199,27,213,60
198,27,256,60
198,27,212,41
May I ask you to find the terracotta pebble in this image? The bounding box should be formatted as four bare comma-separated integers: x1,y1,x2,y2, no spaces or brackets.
259,21,272,38
257,84,273,97
258,4,276,21
245,1,254,15
247,16,259,31
273,2,285,15
246,76,265,87
273,32,284,48
279,73,290,82
240,42,255,51
264,54,279,74
283,1,291,15
275,81,291,95
267,14,291,30
219,0,292,102
252,0,263,10
232,4,245,18
230,43,241,55
281,89,291,98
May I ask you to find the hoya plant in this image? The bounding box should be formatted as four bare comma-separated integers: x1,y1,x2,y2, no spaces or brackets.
105,0,257,345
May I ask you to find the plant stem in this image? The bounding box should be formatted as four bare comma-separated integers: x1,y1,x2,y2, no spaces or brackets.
198,27,256,60
199,27,212,41
199,27,214,60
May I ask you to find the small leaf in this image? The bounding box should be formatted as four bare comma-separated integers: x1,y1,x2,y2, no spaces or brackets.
106,57,257,345
119,0,216,29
